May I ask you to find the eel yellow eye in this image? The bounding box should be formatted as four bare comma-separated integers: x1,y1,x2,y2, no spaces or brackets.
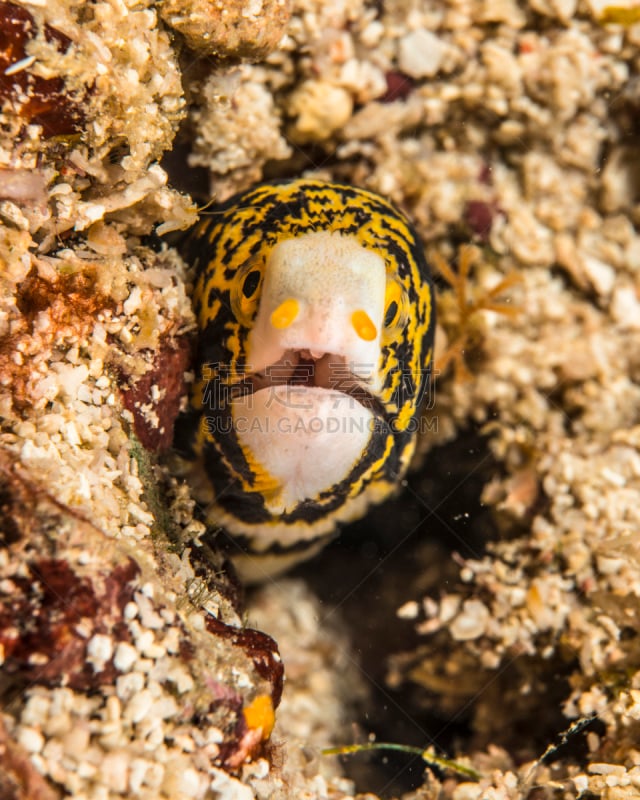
352,309,377,341
270,298,299,329
231,260,264,324
242,269,261,299
384,279,403,328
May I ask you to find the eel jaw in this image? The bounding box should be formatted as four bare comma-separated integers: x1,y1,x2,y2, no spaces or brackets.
233,230,389,514
232,385,377,515
247,348,384,414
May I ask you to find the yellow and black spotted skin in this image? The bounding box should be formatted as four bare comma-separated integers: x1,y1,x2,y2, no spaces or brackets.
177,179,434,580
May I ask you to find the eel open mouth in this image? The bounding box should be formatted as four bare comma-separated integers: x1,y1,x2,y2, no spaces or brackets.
244,348,384,416
230,349,387,515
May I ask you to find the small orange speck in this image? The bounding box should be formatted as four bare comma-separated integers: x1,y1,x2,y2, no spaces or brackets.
243,694,275,740
352,309,377,341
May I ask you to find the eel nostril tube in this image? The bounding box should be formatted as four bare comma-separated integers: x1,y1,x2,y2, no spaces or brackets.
351,309,377,341
270,297,299,329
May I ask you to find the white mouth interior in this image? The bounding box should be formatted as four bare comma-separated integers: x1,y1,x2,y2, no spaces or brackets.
247,347,378,408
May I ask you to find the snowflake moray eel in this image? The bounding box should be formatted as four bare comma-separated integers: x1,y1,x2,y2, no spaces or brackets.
177,179,435,580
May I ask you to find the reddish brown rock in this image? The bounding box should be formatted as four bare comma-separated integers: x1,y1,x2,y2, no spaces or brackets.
118,338,192,452
0,1,86,136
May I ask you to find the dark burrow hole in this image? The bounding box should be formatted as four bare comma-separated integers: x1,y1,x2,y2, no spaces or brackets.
293,426,582,798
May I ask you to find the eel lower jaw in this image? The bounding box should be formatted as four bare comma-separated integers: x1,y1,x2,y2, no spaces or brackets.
229,349,388,514
231,384,379,515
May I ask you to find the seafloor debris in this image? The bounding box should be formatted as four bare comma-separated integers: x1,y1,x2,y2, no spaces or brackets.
159,0,291,60
0,451,284,794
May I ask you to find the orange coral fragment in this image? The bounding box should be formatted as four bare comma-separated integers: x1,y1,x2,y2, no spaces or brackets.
242,694,275,740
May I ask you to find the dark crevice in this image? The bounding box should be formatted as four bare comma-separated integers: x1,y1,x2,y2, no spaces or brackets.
294,425,579,797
